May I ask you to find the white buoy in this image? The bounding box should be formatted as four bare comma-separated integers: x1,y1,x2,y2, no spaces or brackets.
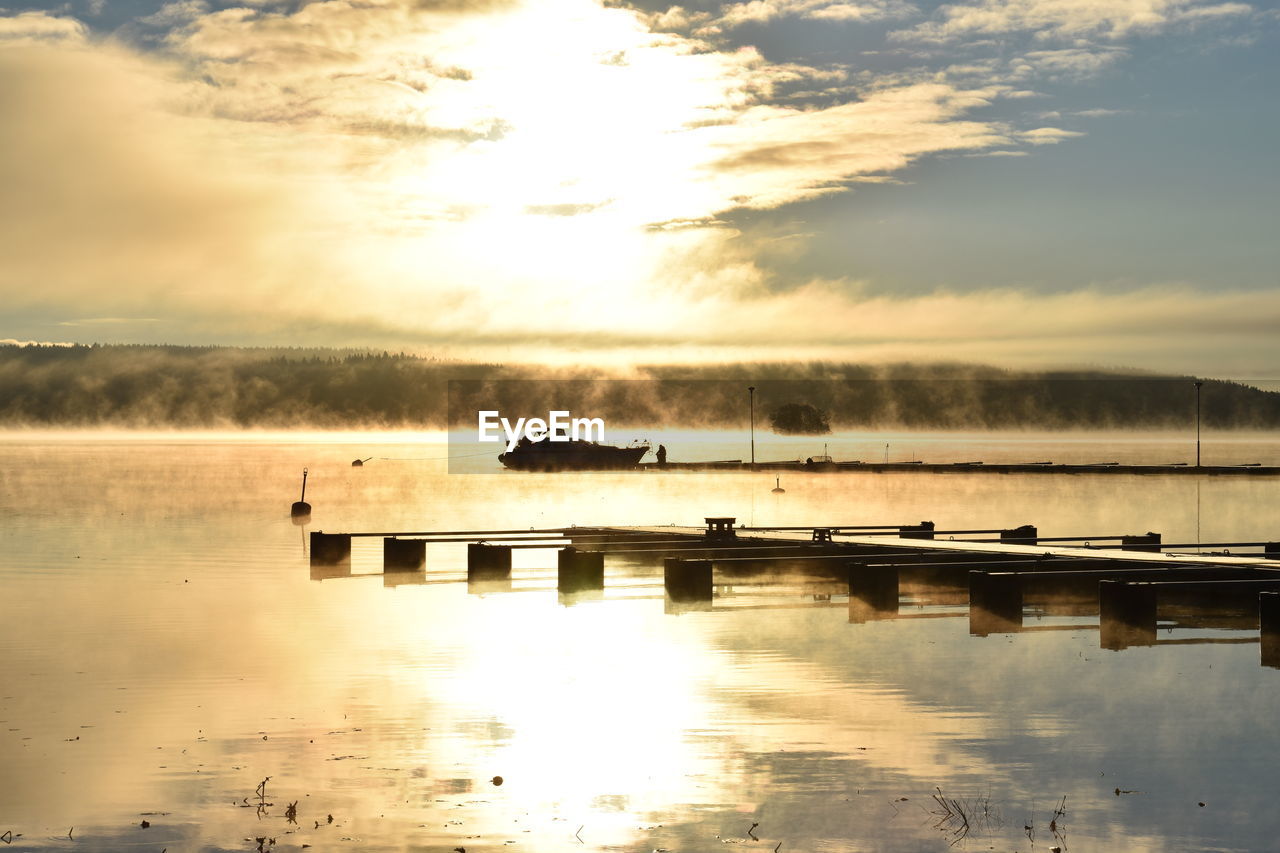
771,476,785,494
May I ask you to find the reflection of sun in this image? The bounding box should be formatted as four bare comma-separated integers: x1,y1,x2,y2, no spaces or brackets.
434,595,721,818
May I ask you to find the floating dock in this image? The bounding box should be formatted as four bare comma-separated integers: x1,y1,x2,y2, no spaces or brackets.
307,518,1280,666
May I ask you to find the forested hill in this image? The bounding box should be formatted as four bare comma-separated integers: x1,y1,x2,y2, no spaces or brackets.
1,343,1278,430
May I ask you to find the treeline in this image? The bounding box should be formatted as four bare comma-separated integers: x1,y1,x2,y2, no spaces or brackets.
2,343,1278,429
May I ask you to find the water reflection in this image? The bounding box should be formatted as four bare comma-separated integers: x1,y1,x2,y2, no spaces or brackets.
4,436,1280,852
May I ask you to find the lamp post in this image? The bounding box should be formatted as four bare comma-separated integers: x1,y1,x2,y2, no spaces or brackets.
748,385,756,467
1194,380,1203,467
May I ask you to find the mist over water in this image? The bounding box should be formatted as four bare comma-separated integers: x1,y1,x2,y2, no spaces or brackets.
2,432,1280,852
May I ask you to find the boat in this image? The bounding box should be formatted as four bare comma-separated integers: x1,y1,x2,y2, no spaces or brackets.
805,443,833,467
498,437,650,471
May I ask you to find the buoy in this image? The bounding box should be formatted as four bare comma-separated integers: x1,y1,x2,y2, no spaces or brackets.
771,476,785,494
291,468,312,517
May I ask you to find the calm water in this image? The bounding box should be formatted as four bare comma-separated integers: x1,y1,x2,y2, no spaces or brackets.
2,431,1280,852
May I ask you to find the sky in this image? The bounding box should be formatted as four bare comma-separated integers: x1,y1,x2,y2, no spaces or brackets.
0,0,1276,374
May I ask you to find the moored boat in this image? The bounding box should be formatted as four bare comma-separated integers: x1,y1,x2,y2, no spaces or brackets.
498,437,649,471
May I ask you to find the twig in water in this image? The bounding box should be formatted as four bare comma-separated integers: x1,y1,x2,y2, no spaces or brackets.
774,843,781,853
928,787,1002,847
575,825,583,843
748,822,759,841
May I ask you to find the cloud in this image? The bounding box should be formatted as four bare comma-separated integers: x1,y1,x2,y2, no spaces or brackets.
896,0,1254,43
0,11,87,44
700,83,1012,209
0,41,324,327
0,0,1259,371
0,339,76,347
1017,125,1084,143
137,0,210,28
1012,46,1126,77
713,0,915,29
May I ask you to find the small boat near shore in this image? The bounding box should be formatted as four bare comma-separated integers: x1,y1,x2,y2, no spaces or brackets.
498,437,650,471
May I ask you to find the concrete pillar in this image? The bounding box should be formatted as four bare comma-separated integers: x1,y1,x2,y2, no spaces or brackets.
968,571,1022,635
1121,532,1162,553
1261,591,1280,669
899,521,935,540
558,546,604,592
1000,525,1038,545
383,537,425,572
665,558,713,602
310,532,352,565
848,562,898,623
468,543,513,579
1099,580,1157,649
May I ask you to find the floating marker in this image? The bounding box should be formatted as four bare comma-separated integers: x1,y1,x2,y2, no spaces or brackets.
291,468,311,517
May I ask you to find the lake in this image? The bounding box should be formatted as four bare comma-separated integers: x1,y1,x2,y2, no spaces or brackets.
2,430,1279,852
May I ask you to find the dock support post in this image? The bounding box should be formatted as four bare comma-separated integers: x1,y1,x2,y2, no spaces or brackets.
665,558,713,602
468,543,513,579
847,562,898,622
1261,591,1280,669
1265,543,1280,560
1121,532,1162,553
558,546,604,593
1099,580,1157,649
999,525,1038,545
969,571,1023,635
383,537,425,572
899,521,935,540
310,532,352,565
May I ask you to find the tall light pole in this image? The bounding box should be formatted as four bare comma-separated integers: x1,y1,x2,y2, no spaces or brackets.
1194,380,1203,467
748,385,756,467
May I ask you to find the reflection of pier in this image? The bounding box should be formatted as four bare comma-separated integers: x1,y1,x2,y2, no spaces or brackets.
307,518,1280,667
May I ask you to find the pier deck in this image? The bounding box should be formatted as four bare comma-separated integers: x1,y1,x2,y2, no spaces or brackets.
308,518,1280,665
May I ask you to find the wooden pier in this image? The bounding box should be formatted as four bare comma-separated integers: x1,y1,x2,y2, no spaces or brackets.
308,518,1280,667
637,461,1280,475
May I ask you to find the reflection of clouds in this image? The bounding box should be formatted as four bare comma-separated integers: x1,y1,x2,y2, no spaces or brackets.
5,440,1280,850
707,642,993,779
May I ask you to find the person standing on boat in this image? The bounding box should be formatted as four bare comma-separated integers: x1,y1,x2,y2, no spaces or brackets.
657,444,667,467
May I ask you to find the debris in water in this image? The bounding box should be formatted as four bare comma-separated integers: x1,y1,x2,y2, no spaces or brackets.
140,820,150,829
491,776,504,786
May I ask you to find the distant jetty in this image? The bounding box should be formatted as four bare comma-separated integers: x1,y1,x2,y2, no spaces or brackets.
633,461,1280,475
